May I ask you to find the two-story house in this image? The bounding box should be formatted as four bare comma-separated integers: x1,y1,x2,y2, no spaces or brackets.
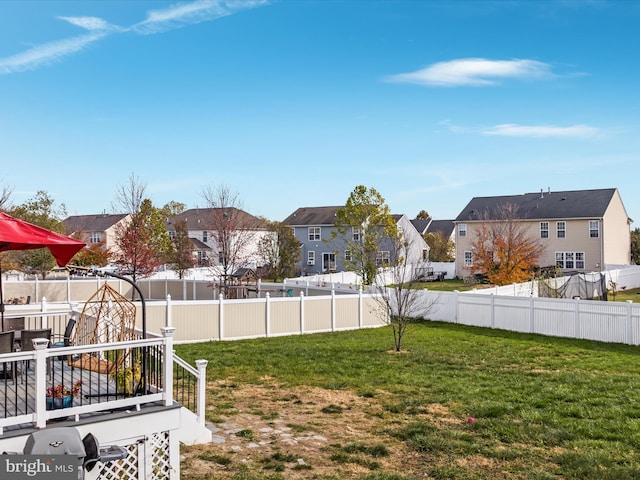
63,213,131,259
166,208,270,271
454,188,632,277
283,206,428,276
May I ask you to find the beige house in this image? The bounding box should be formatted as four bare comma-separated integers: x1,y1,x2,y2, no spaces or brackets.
454,188,632,277
64,213,131,258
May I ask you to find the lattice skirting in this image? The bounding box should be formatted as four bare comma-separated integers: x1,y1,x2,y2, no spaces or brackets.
97,431,171,479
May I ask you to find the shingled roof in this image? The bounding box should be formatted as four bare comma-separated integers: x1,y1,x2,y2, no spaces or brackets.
282,206,343,226
64,214,128,234
455,189,618,222
168,208,267,231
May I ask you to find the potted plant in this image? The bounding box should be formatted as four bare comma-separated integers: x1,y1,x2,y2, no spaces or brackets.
46,380,82,410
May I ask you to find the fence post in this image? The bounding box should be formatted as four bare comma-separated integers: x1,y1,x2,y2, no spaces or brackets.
265,293,271,338
331,287,336,332
529,297,535,333
490,294,495,329
218,293,224,341
33,338,49,428
574,297,581,339
627,300,634,345
454,290,459,324
40,297,48,329
161,326,175,407
166,294,172,328
195,359,208,426
358,288,363,329
299,292,305,334
66,276,71,303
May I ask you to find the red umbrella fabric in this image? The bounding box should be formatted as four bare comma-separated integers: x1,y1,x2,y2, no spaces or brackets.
0,212,85,266
0,212,86,327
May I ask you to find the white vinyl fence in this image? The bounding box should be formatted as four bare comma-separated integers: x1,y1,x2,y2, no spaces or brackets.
419,289,640,346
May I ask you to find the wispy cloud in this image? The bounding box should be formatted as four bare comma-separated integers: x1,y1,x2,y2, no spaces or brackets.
0,0,268,74
0,32,107,74
385,58,554,87
481,123,601,138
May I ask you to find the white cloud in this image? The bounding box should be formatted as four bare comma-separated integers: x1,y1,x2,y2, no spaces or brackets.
0,0,268,74
0,32,106,74
58,16,116,31
386,58,553,87
133,0,267,34
481,123,601,138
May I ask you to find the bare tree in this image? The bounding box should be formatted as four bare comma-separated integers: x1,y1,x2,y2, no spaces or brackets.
0,183,12,211
112,173,146,214
201,184,262,297
373,228,439,352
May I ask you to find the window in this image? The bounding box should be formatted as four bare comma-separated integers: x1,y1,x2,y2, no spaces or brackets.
352,227,361,242
323,253,336,272
202,230,208,243
556,251,586,270
458,224,467,237
376,251,390,267
307,251,315,265
345,250,352,262
422,249,429,261
308,227,321,241
540,222,549,239
464,251,473,267
218,252,224,264
89,232,101,243
168,231,175,240
556,221,566,239
589,220,600,238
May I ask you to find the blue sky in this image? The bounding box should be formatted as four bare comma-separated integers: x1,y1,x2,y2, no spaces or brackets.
1,0,639,225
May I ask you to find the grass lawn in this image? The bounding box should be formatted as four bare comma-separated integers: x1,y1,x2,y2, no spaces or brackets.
176,322,640,479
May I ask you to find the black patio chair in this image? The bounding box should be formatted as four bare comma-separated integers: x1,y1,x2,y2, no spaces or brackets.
0,330,17,383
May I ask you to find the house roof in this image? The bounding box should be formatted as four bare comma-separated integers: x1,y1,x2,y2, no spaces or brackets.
189,238,211,250
168,208,267,231
455,189,619,222
410,218,430,234
63,214,128,233
282,206,343,226
426,220,455,238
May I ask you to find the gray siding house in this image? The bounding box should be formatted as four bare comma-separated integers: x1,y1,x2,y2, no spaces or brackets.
283,206,428,276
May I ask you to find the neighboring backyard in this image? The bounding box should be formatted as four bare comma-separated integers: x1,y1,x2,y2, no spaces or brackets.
176,322,640,479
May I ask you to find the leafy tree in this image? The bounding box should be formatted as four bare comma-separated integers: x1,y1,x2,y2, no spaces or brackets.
8,191,69,277
202,184,260,297
71,241,111,268
332,185,397,285
112,202,170,282
469,203,544,285
258,220,301,281
424,231,455,262
166,219,197,278
160,201,186,217
632,228,640,265
415,210,430,220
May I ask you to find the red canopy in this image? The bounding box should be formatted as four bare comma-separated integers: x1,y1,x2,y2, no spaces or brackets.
0,212,85,267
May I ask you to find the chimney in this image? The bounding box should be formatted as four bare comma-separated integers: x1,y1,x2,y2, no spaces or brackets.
540,189,544,198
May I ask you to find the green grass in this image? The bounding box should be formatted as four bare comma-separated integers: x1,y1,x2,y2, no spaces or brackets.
609,287,640,303
176,322,640,479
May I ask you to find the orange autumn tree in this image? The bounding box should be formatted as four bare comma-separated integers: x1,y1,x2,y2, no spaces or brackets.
470,203,544,285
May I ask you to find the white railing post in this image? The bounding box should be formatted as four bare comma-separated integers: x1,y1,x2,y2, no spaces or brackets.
195,359,208,426
299,292,305,334
265,293,271,338
161,326,176,407
67,276,72,303
166,294,172,328
33,338,50,428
